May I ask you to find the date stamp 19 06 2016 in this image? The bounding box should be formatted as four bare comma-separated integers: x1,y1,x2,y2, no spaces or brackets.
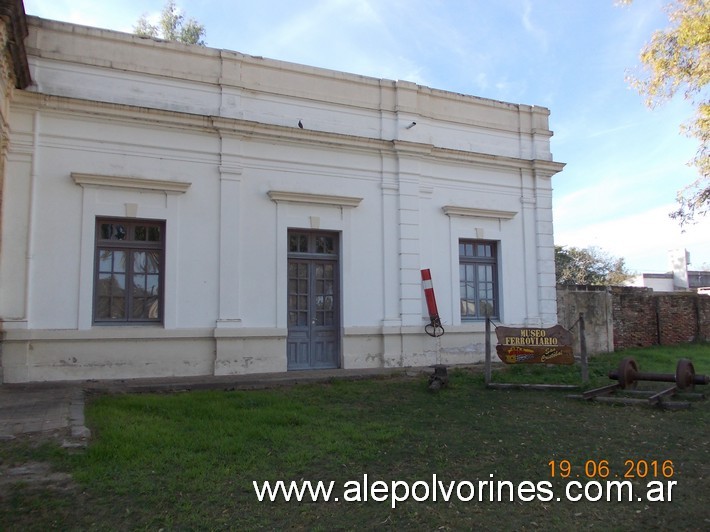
548,459,674,479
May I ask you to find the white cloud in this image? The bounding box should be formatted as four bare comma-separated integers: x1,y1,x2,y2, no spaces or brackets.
555,204,710,273
521,0,549,52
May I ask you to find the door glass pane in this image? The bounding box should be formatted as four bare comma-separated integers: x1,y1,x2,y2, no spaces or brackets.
316,236,334,254
324,311,334,326
146,274,159,296
132,298,146,319
145,251,159,274
111,297,125,319
99,250,126,273
114,224,127,240
133,273,146,296
289,234,307,253
100,223,127,241
134,251,146,274
112,273,126,290
96,296,110,319
99,250,113,273
97,273,112,296
148,226,161,242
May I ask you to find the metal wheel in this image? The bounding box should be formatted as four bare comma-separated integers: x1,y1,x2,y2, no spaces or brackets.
617,357,638,389
675,358,696,391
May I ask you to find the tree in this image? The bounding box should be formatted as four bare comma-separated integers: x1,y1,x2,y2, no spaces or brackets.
622,0,709,226
134,1,206,46
555,246,634,286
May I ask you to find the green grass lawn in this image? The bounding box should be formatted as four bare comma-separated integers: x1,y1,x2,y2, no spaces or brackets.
1,344,709,530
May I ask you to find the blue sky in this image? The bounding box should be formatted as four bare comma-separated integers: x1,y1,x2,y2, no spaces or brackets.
24,0,710,272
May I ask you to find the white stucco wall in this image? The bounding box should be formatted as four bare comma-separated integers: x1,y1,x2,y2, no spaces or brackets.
0,16,564,382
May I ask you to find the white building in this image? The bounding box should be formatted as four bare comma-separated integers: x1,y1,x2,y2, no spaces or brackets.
0,4,564,383
629,248,710,293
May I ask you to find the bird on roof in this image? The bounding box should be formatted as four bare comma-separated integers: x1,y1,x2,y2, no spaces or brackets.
298,120,303,129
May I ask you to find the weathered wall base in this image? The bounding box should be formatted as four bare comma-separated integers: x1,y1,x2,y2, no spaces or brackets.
2,328,215,382
214,329,288,375
1,325,494,383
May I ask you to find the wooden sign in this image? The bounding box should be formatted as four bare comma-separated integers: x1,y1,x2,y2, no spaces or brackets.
495,325,574,365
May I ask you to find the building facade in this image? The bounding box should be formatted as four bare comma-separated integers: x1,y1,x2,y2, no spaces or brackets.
0,9,564,382
629,248,710,293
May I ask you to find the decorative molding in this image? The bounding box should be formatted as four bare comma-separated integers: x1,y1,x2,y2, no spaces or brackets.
219,164,243,178
11,92,563,177
419,184,434,196
442,205,517,220
72,172,191,194
267,190,362,208
532,159,566,178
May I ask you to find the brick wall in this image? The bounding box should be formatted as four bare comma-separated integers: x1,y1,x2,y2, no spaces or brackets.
697,295,710,341
557,286,710,352
657,294,699,345
610,287,658,349
609,287,709,350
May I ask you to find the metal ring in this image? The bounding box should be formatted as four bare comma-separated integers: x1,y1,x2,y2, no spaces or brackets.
425,323,445,337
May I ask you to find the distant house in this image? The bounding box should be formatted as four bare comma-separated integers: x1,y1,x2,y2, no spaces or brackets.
629,249,710,294
689,272,710,293
0,1,564,383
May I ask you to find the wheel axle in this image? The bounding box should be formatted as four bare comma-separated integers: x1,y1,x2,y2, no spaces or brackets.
609,357,709,391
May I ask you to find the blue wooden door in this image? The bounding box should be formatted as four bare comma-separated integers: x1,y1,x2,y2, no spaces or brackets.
287,232,340,370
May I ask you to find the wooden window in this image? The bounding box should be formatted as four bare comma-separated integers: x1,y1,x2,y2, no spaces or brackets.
459,240,498,320
94,218,165,324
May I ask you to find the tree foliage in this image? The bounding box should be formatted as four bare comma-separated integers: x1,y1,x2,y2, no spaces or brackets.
555,246,633,286
622,0,710,226
134,1,206,46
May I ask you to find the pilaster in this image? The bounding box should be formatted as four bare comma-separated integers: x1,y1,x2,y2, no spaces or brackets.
216,164,243,328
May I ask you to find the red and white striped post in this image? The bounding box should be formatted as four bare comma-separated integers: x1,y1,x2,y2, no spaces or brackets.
421,269,444,337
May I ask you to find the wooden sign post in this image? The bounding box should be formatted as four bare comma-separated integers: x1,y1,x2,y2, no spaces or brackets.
494,324,575,365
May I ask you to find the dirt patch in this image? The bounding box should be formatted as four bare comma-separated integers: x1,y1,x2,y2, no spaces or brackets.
0,461,77,496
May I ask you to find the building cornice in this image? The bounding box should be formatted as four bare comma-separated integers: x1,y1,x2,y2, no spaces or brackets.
267,190,363,208
72,172,191,194
442,205,517,219
15,92,565,176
